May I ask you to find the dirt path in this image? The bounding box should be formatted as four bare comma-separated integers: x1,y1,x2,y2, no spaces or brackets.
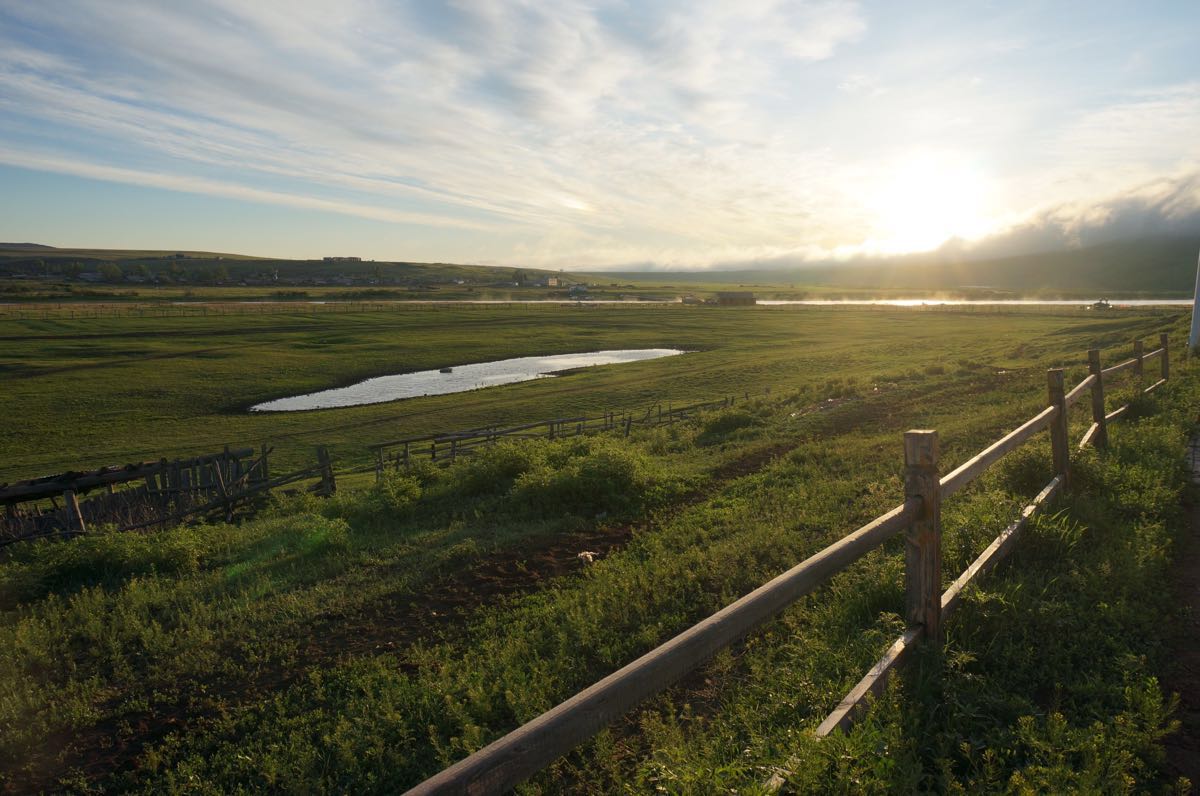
1163,438,1200,783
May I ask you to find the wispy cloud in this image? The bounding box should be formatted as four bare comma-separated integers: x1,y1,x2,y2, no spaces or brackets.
0,1,1197,266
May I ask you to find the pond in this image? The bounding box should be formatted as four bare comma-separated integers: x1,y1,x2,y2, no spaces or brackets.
250,348,688,411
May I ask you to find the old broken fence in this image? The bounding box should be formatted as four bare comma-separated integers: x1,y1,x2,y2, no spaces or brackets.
0,445,337,545
369,393,759,473
4,385,767,543
405,333,1172,796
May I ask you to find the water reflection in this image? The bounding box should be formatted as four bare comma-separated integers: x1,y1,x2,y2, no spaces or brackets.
251,348,687,411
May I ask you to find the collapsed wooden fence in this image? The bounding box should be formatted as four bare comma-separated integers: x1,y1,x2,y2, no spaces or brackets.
405,333,1172,796
0,445,337,545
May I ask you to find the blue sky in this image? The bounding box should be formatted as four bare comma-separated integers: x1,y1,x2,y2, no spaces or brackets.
0,1,1197,269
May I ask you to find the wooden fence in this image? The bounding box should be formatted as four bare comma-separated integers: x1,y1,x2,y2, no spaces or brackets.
405,333,1172,795
369,394,756,474
0,444,337,545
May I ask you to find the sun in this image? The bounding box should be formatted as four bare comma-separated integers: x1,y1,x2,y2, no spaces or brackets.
865,153,993,253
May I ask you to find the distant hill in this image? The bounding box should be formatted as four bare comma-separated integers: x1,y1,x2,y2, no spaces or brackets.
0,245,266,261
0,245,572,286
611,236,1200,296
2,236,1196,295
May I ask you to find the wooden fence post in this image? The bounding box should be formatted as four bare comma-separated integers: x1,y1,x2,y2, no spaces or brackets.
1133,339,1144,383
904,430,941,645
1160,332,1170,381
315,446,336,496
1047,368,1070,486
62,489,86,534
1087,349,1109,450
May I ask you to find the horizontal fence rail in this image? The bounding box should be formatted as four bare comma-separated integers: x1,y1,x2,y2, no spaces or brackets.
939,405,1057,500
408,333,1175,795
406,500,921,795
370,392,762,473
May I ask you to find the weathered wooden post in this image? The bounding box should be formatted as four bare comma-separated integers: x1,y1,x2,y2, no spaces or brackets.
904,430,941,644
1133,339,1144,384
376,448,385,481
1087,349,1109,450
1047,369,1070,486
315,446,336,496
1160,332,1170,381
62,489,86,534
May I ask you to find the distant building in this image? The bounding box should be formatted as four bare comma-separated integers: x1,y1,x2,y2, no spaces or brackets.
547,276,560,287
569,284,588,297
323,256,362,263
716,291,756,306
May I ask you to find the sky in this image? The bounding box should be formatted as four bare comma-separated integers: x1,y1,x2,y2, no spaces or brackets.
0,1,1198,270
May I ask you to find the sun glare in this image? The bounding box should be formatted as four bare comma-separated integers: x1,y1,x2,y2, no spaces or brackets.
865,154,993,253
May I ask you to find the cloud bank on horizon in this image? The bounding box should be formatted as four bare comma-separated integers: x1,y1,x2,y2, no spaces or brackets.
0,0,1197,269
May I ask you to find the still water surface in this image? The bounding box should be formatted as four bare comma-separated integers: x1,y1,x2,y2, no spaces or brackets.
251,348,687,411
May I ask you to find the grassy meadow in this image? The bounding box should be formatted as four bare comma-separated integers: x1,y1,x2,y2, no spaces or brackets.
0,303,1195,791
0,303,1181,482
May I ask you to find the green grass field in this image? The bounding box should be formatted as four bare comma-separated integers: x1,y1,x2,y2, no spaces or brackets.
0,304,1180,482
0,305,1194,792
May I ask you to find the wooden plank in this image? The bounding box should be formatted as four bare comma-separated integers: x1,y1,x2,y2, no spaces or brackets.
941,475,1063,621
1078,422,1100,450
1101,357,1137,377
1063,373,1095,407
939,406,1057,499
404,498,921,796
1105,403,1130,422
1144,378,1167,394
810,627,923,740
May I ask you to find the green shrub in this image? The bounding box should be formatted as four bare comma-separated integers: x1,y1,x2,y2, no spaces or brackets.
510,438,669,518
696,409,765,445
0,528,203,607
439,441,545,498
331,472,423,526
